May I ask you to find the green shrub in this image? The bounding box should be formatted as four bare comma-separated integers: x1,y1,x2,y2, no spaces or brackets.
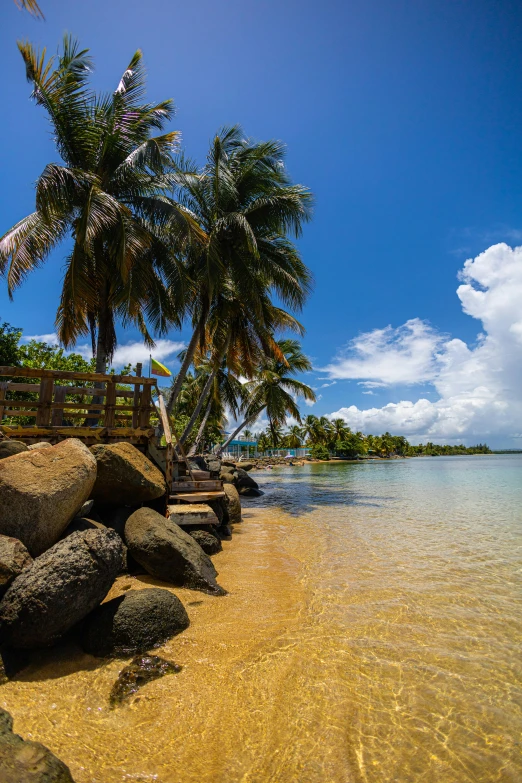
310,444,330,460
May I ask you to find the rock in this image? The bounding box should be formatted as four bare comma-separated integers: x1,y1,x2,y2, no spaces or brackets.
96,505,135,536
0,536,32,595
238,486,264,497
219,470,235,484
125,508,226,595
109,654,182,707
207,499,225,525
205,457,221,474
237,461,254,471
81,587,189,658
219,524,232,540
0,707,75,782
27,442,53,451
223,483,242,524
0,441,28,460
60,517,107,537
0,439,97,556
222,460,236,468
234,467,259,490
78,499,94,517
0,529,123,649
189,530,222,555
90,442,166,507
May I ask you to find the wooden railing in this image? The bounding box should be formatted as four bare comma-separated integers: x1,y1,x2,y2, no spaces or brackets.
0,365,156,436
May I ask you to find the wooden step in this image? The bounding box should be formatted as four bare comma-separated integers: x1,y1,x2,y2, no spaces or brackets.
178,469,211,481
171,480,222,492
169,491,226,503
167,503,219,526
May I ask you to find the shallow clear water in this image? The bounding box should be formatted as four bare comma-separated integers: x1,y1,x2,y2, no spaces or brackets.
1,454,521,782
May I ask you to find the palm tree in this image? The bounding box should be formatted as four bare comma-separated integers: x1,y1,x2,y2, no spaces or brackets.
0,37,197,372
331,417,350,442
217,339,315,454
165,125,313,416
285,424,303,449
13,0,43,18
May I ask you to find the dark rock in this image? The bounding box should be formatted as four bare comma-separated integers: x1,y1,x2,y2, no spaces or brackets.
188,456,207,472
0,529,123,649
109,654,182,707
0,536,32,596
78,500,94,517
90,443,166,507
0,441,28,460
219,524,232,540
0,439,97,556
0,707,75,782
81,587,189,658
219,470,235,484
238,486,264,497
61,517,106,538
124,507,226,595
223,483,242,524
207,498,225,525
188,530,222,555
221,460,236,468
96,506,134,536
234,467,259,491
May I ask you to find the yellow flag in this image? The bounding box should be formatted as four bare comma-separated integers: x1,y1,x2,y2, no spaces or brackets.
151,358,171,377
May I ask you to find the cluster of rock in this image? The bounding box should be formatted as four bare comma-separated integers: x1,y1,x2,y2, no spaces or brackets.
0,438,242,658
226,456,307,469
217,460,263,497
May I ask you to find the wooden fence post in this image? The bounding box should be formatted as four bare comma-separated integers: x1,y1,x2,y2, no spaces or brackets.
51,386,66,426
0,383,6,423
104,379,117,428
36,375,54,427
132,363,142,429
139,383,152,428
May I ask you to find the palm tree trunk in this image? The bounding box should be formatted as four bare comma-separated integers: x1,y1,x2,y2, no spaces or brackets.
88,300,110,425
165,315,205,417
188,397,213,457
216,406,265,456
178,367,217,447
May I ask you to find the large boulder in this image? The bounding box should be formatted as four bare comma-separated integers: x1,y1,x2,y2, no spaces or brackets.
223,483,242,525
188,529,222,555
0,528,123,649
0,708,75,782
0,439,97,556
90,443,166,507
125,508,226,595
234,467,259,491
219,469,235,484
0,536,32,596
27,442,53,451
0,441,28,460
81,587,189,657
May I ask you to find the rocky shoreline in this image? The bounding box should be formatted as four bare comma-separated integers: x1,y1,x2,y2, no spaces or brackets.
0,436,256,781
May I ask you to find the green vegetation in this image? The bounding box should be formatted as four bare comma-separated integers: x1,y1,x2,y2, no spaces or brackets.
250,415,492,458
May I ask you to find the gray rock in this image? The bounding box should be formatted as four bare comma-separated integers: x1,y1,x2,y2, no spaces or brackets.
205,457,221,474
223,483,242,524
0,707,75,782
0,439,97,556
81,587,189,657
27,442,53,451
0,536,32,595
0,441,28,460
125,507,226,595
188,530,222,555
90,443,166,507
78,499,94,517
0,528,123,649
60,517,107,537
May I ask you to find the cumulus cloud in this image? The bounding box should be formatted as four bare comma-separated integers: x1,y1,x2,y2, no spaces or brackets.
305,393,322,407
325,243,522,444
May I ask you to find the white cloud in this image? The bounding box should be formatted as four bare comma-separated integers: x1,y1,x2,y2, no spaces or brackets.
320,380,337,388
326,243,522,445
23,332,59,344
305,393,322,407
321,318,445,385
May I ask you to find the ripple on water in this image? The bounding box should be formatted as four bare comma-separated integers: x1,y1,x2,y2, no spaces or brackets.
1,455,521,783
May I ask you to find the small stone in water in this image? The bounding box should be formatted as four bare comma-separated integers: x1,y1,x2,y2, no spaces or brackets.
110,655,182,707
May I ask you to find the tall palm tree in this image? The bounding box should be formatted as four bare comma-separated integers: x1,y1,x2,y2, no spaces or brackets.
0,37,197,371
165,125,313,416
13,0,43,18
285,424,303,449
217,339,315,454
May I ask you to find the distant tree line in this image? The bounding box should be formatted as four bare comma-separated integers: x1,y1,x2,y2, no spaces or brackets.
249,414,492,459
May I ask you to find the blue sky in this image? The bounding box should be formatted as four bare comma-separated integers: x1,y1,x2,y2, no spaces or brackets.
2,0,522,446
